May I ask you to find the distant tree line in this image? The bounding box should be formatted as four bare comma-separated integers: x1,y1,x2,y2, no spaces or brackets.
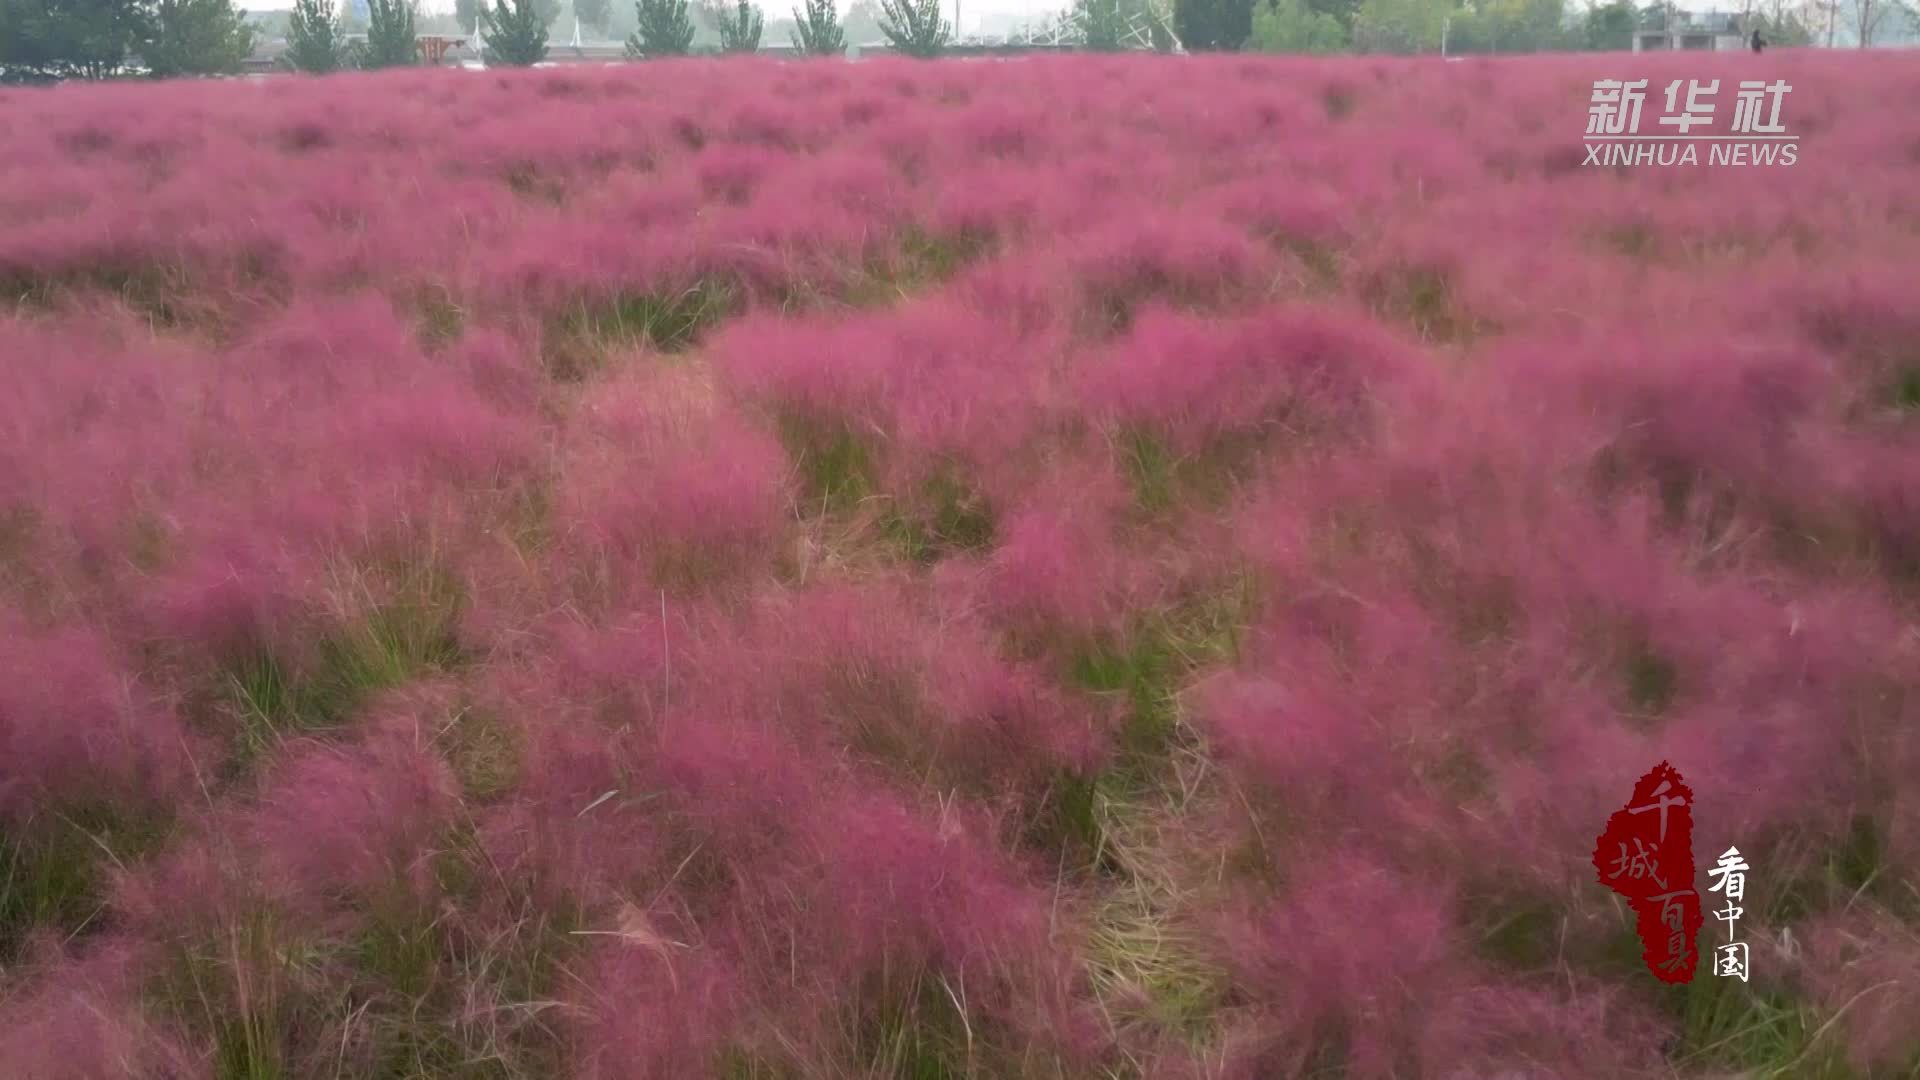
0,0,854,81
1173,0,1850,52
445,0,863,59
282,0,455,71
1,0,255,80
7,0,1888,84
0,0,463,81
618,0,947,56
625,0,1899,51
986,0,1837,52
539,0,965,57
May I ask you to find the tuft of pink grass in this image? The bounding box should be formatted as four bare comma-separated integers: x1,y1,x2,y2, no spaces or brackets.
560,370,789,598
247,711,461,919
1800,911,1920,1074
0,612,198,822
1221,851,1466,1077
0,940,200,1080
1081,303,1411,455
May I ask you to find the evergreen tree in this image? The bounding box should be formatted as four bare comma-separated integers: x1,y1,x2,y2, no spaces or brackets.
1304,0,1357,30
360,0,416,65
284,0,343,69
142,0,253,74
481,0,547,61
842,0,882,38
0,0,151,80
1349,0,1443,51
876,0,945,54
1075,0,1129,46
789,0,842,50
626,0,693,53
574,0,610,32
1248,0,1345,49
453,0,479,32
1444,0,1567,53
714,0,760,46
1750,4,1813,43
1579,0,1633,45
1174,0,1253,47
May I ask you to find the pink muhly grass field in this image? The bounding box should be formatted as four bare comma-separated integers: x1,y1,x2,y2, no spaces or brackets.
3,50,1920,1079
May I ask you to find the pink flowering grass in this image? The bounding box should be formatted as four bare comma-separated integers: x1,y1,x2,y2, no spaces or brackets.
3,50,1919,1079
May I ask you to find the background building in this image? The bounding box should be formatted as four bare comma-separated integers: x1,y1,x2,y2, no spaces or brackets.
1632,9,1747,49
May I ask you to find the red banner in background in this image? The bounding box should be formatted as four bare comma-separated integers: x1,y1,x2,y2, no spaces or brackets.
418,37,462,65
1593,761,1702,984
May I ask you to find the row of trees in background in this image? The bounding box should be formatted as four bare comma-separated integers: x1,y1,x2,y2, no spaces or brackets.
439,0,936,57
0,0,255,79
1184,0,1911,51
471,0,1911,54
414,0,936,63
0,0,940,80
284,0,465,70
620,0,945,57
486,0,938,60
273,0,941,69
0,0,441,80
999,0,1896,54
619,0,947,57
7,0,1905,80
461,0,1904,53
